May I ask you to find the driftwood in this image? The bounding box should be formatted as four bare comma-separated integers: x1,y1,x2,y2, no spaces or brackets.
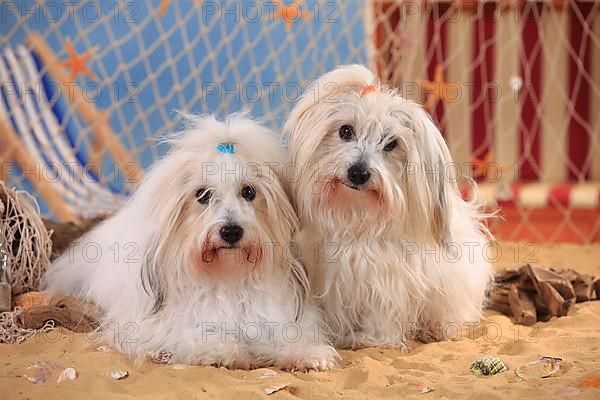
489,264,598,326
21,295,101,333
487,286,512,315
521,264,575,318
2,218,107,338
508,285,537,326
554,268,598,302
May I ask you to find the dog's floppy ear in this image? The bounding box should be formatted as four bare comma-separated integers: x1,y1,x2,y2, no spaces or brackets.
407,107,458,247
134,153,190,314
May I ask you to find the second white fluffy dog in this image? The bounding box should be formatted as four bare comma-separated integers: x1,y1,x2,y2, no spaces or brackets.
285,65,493,349
43,114,337,370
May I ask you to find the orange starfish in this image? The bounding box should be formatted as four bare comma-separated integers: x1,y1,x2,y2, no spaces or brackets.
471,151,507,179
417,65,456,112
270,0,312,30
159,0,169,16
60,40,97,80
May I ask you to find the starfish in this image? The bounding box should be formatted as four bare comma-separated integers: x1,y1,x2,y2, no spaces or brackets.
471,151,507,179
418,65,456,112
60,40,97,80
270,0,312,30
159,0,169,16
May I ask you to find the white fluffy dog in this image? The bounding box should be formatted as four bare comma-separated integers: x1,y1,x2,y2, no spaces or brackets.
284,65,493,349
43,114,337,370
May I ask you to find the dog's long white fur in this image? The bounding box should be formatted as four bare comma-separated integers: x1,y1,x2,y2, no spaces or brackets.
284,65,494,349
43,114,337,369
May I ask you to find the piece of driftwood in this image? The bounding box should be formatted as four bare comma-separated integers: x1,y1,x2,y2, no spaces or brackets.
44,216,106,260
508,285,537,326
21,295,101,333
552,268,597,303
520,264,575,318
494,268,521,283
489,264,597,326
487,286,512,315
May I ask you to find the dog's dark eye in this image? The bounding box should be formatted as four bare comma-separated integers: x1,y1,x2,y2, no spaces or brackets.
241,185,256,201
339,125,355,141
383,138,398,152
195,187,212,204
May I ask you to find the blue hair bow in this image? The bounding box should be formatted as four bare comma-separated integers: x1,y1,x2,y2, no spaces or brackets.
216,142,235,154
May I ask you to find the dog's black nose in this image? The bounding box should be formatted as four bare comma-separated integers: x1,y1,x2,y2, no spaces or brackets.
347,163,371,186
220,224,244,245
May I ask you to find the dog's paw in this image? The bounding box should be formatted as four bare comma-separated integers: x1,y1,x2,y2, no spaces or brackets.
275,344,339,372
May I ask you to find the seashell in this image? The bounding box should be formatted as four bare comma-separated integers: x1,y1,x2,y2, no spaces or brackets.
171,364,187,370
57,367,77,383
414,381,434,393
470,356,508,376
110,370,129,380
264,383,290,395
516,356,561,379
24,368,52,384
151,350,173,364
259,370,278,379
96,345,112,353
24,361,59,384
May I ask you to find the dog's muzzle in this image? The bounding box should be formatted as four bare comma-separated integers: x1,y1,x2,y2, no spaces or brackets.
219,224,244,245
346,162,371,187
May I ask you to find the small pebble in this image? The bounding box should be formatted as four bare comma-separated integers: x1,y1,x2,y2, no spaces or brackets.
110,370,129,380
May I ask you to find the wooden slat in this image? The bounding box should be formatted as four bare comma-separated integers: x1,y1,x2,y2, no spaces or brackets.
590,11,600,179
445,8,473,172
493,8,520,183
541,7,569,182
0,116,79,222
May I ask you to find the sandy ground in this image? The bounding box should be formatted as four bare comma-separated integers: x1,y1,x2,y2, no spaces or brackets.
2,242,600,399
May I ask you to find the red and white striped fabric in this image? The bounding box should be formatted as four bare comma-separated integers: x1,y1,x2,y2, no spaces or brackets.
373,1,600,241
379,1,600,200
